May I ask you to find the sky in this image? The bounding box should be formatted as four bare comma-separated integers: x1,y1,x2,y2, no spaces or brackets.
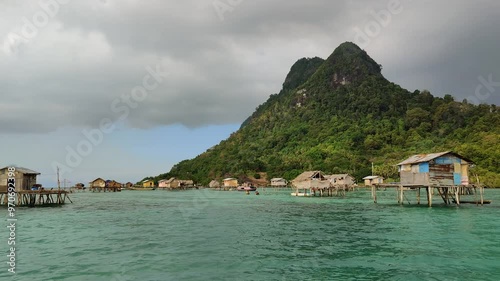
1,0,499,186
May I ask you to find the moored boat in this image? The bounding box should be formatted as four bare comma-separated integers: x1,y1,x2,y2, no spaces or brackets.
237,183,257,191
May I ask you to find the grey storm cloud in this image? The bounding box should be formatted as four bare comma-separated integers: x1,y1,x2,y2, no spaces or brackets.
0,0,499,134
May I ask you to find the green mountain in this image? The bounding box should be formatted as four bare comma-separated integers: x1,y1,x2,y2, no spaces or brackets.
148,42,500,187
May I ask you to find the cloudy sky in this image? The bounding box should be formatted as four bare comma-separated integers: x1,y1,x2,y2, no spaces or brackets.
1,0,499,186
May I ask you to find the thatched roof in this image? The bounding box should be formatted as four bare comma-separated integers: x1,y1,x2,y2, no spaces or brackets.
325,174,350,180
165,177,176,183
292,171,325,183
209,180,220,188
91,178,105,183
291,171,330,189
271,178,287,182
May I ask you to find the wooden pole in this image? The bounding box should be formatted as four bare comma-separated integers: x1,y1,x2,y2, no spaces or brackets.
427,187,432,207
372,185,377,203
443,187,448,205
480,185,484,206
399,185,404,205
417,188,420,205
57,166,60,192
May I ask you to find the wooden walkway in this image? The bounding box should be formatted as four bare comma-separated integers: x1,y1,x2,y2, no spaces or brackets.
371,184,487,206
0,190,72,207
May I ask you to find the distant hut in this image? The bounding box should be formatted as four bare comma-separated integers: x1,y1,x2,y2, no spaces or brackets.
75,183,85,190
158,179,170,189
363,176,384,186
106,180,122,188
270,178,288,187
158,178,193,189
397,151,472,186
209,180,220,188
223,178,238,188
160,178,178,189
0,166,40,192
325,174,355,186
291,171,330,196
142,180,155,188
105,180,122,192
125,182,134,188
179,180,194,188
90,178,106,189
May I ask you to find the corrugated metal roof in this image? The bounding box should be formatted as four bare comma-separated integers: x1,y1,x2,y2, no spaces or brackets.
397,151,473,166
397,151,450,166
0,166,40,174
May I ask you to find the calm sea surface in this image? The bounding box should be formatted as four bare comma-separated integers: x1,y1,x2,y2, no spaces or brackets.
1,188,500,281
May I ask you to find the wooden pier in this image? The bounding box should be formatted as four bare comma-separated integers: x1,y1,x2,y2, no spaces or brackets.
0,190,72,207
371,184,487,206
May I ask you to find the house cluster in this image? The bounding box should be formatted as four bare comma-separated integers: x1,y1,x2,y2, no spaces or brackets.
88,178,134,192
0,151,478,201
209,174,361,191
142,178,195,189
289,171,358,197
209,177,289,190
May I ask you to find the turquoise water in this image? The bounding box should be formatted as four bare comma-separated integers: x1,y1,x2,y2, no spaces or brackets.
1,189,500,281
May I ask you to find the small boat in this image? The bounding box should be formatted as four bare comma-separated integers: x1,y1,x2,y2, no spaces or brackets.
291,192,312,197
237,186,257,191
237,183,257,192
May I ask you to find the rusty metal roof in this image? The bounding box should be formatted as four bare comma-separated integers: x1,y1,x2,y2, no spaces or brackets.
397,151,473,166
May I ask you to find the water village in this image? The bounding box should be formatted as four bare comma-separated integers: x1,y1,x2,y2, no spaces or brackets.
0,167,72,207
0,151,490,207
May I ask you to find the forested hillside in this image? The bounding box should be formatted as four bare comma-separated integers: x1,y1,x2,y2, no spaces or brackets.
147,42,500,187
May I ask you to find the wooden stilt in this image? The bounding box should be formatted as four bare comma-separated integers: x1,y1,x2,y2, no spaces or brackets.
428,187,433,207
417,188,421,205
371,185,377,203
399,185,404,205
445,187,449,205
480,185,484,206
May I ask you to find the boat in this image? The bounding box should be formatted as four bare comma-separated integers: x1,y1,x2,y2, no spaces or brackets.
291,192,312,197
237,183,257,192
237,186,257,191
